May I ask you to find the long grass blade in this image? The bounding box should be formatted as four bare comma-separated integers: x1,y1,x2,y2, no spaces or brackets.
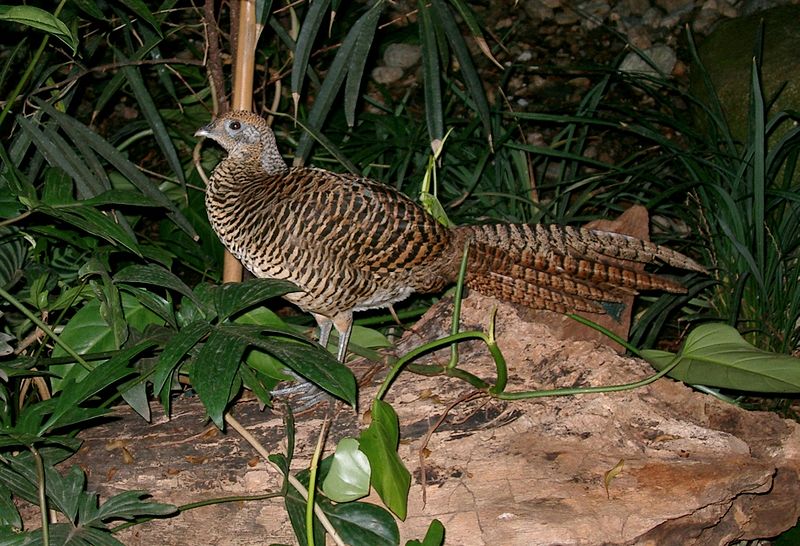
417,0,443,146
430,0,493,148
291,0,331,117
343,2,384,127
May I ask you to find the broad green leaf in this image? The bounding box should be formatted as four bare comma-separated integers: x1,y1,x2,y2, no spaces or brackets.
359,399,410,520
214,278,299,321
41,342,154,435
349,325,392,349
642,323,800,393
406,519,445,546
191,328,245,428
0,5,77,52
322,437,370,502
324,501,399,546
50,293,164,390
236,307,295,381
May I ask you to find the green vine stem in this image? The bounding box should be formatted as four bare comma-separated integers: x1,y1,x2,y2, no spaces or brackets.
447,240,471,369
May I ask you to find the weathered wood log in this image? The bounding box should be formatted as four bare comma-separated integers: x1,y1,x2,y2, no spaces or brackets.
68,294,800,545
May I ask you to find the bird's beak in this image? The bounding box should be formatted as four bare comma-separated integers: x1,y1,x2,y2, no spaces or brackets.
194,122,214,138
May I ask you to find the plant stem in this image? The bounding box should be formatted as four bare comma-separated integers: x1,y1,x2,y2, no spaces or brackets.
306,414,331,546
448,240,471,369
30,446,49,546
0,0,68,130
0,287,92,371
224,413,345,546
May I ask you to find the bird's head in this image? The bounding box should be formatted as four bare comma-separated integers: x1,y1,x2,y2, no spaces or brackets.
195,111,287,174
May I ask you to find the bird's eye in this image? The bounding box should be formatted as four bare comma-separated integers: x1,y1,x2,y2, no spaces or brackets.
229,120,242,131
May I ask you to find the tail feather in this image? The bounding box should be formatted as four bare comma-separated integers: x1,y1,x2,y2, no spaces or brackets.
454,223,703,316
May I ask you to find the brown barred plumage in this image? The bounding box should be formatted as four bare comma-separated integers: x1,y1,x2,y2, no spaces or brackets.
196,111,706,360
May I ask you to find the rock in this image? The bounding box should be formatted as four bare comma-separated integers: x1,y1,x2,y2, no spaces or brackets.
619,44,677,76
691,4,800,144
371,65,404,84
66,293,800,545
383,43,421,69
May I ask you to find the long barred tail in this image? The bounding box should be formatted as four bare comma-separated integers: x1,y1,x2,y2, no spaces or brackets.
453,223,706,315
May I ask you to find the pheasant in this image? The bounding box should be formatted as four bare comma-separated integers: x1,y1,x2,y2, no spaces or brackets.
196,111,705,362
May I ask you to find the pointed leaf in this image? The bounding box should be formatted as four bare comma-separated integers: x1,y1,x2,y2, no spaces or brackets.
119,63,184,185
324,500,399,546
91,490,176,523
191,329,245,428
115,264,199,306
0,5,77,52
291,0,331,105
430,0,492,146
417,0,443,143
359,399,410,520
642,323,800,393
344,2,383,127
214,278,299,321
406,519,445,546
0,483,21,528
226,324,356,405
152,320,211,396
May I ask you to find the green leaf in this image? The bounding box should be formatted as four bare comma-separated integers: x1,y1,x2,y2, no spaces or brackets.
322,437,370,502
359,399,410,520
214,278,299,322
0,484,21,528
325,500,399,546
90,489,176,524
152,320,211,397
642,323,800,393
191,328,245,428
116,0,162,36
50,293,164,390
225,324,357,405
291,0,331,109
119,62,184,186
115,264,199,306
0,5,77,52
430,0,492,147
35,101,196,239
405,519,445,546
343,2,383,127
41,342,154,435
39,203,141,255
417,0,443,144
295,2,386,163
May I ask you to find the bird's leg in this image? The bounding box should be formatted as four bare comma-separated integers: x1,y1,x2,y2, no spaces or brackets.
312,313,334,350
331,311,354,363
270,312,352,406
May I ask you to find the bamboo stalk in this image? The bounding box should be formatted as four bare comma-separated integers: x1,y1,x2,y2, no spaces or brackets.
223,0,261,283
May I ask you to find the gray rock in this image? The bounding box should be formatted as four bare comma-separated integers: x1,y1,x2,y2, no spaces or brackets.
619,44,677,76
383,43,421,69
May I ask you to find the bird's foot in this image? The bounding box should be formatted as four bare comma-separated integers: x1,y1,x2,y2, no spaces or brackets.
271,374,332,411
